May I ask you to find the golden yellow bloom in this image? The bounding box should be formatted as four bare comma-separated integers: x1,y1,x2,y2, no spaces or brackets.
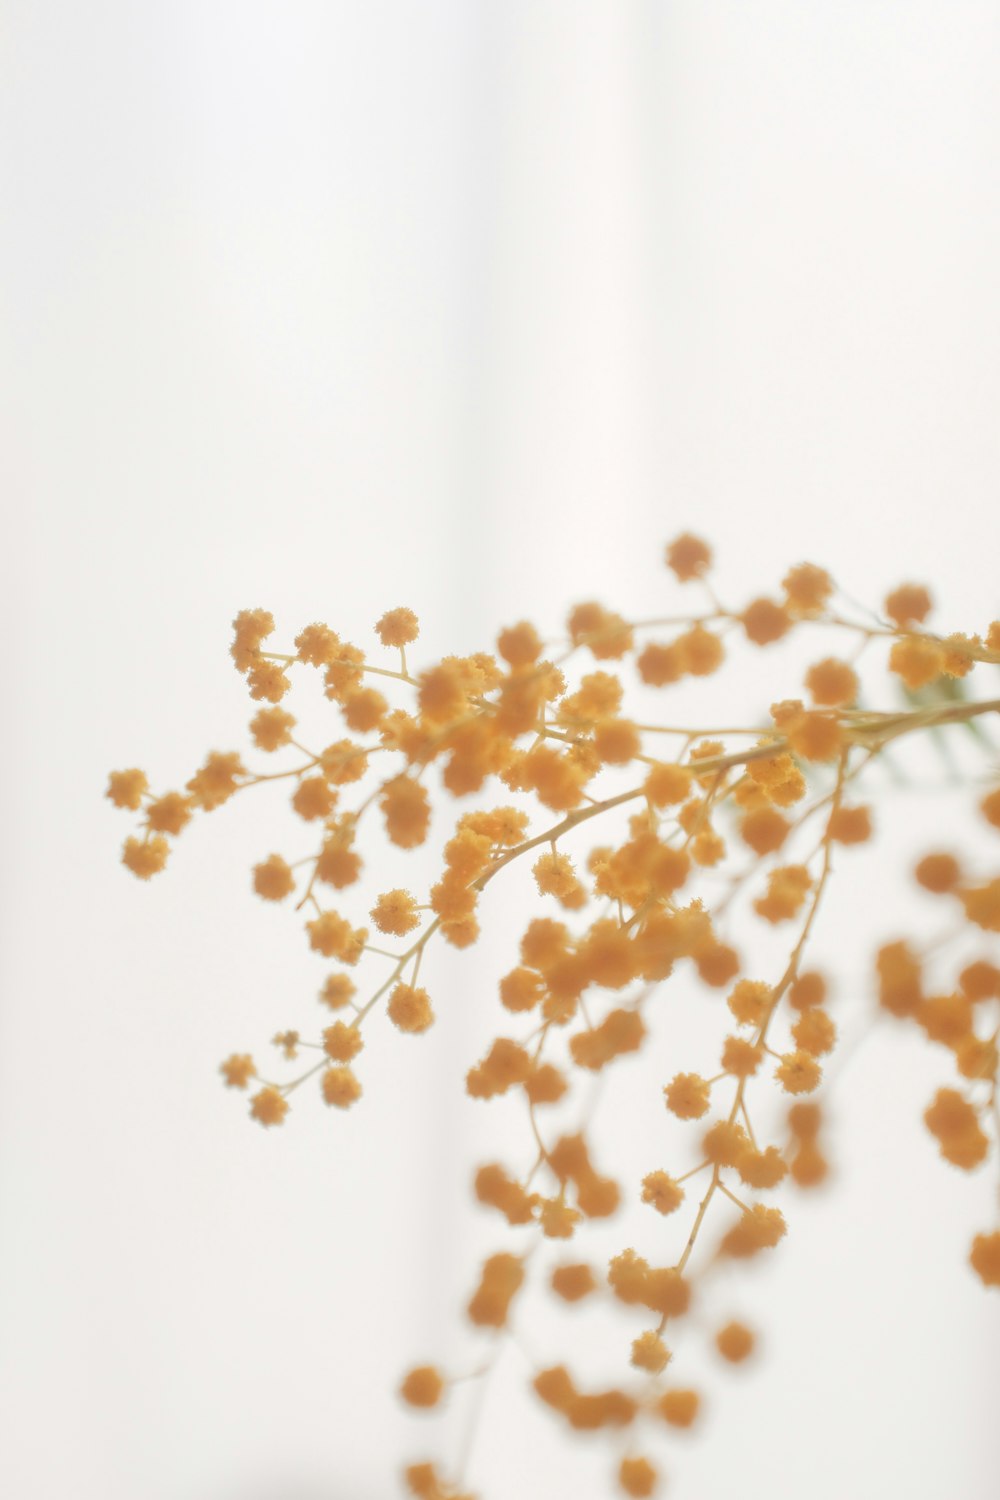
122,835,169,879
106,768,148,809
371,888,420,936
656,1388,701,1428
219,1054,255,1088
640,1171,684,1215
970,1231,1000,1288
399,1366,444,1408
618,1456,658,1496
715,1320,755,1362
375,607,420,647
321,1066,362,1108
252,854,295,901
249,1087,288,1126
663,1072,711,1119
387,984,434,1033
550,1263,597,1302
884,583,932,626
665,532,712,580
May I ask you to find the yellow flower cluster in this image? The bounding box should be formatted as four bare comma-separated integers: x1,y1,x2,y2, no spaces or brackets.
107,534,1000,1497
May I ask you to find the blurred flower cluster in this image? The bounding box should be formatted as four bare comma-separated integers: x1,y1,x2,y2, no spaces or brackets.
108,535,1000,1498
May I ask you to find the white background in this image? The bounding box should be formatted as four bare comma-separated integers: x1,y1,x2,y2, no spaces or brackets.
2,4,999,1498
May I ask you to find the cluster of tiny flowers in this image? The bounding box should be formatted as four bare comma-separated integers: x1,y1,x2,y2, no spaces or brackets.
108,534,1000,1496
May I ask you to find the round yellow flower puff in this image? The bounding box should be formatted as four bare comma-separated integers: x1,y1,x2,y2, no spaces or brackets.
122,835,169,879
790,1140,829,1188
640,1171,684,1216
924,1088,989,1169
371,889,420,936
631,1331,670,1374
551,1263,597,1303
664,1073,711,1119
970,1231,1000,1288
954,1035,998,1082
388,984,435,1033
665,532,712,581
656,1388,701,1428
736,1146,788,1190
889,637,945,689
618,1456,658,1497
321,1066,362,1108
741,597,790,646
959,878,1000,933
788,1102,822,1140
342,686,388,733
594,719,642,765
291,775,336,822
715,1320,755,1363
402,1463,440,1499
474,1164,535,1226
782,562,832,616
498,966,544,1013
567,602,633,660
381,776,432,848
805,657,858,707
827,805,872,845
755,865,812,924
637,641,683,687
789,971,826,1011
467,1252,524,1328
247,660,290,703
323,643,365,699
319,739,368,785
294,623,340,666
959,960,1000,1002
720,1205,786,1258
249,1086,288,1126
792,1009,837,1057
702,1120,751,1168
219,1054,255,1088
375,607,419,647
775,1050,823,1094
524,1063,568,1105
399,1365,444,1409
230,608,274,672
727,979,773,1027
186,751,245,811
721,1036,763,1078
496,621,543,667
466,1039,532,1098
739,806,791,856
533,1365,576,1412
677,625,725,676
644,762,692,806
252,854,295,901
319,973,356,1010
315,838,362,889
915,853,962,893
146,792,193,836
106,768,148,810
876,940,923,1018
540,1199,581,1239
884,583,932,626
786,710,842,763
322,1021,363,1063
977,786,1000,834
307,910,356,960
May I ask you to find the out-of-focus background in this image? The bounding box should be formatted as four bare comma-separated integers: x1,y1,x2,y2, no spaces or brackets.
2,4,999,1497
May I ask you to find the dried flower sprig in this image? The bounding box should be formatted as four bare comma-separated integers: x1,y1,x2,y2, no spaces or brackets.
108,535,1000,1497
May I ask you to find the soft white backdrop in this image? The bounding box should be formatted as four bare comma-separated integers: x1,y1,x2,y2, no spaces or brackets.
2,4,999,1498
